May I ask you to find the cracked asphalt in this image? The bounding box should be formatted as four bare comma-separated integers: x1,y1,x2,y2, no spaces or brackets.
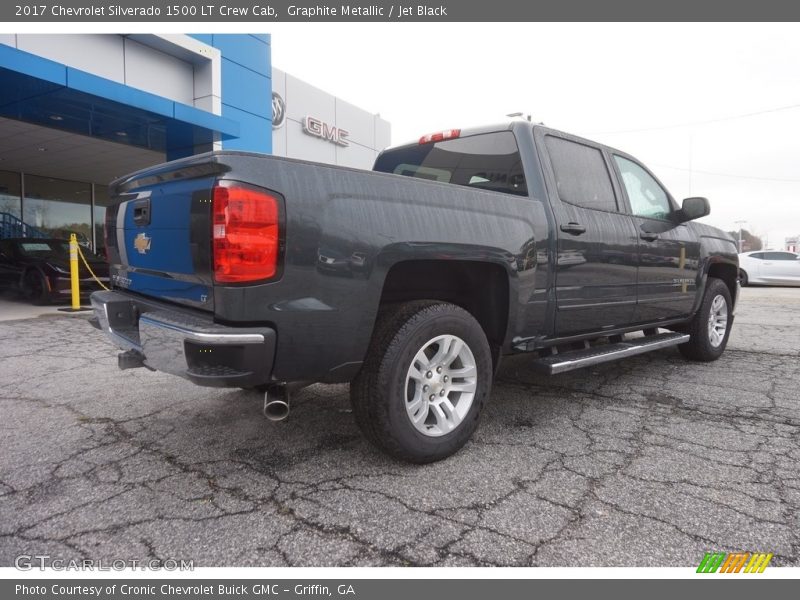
1,286,798,567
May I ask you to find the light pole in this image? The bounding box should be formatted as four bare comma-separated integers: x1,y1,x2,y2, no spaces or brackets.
734,220,747,253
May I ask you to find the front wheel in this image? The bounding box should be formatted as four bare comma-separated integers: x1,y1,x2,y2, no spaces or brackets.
678,278,732,362
350,301,493,463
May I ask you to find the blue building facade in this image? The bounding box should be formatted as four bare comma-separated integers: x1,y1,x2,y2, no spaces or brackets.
189,34,272,155
0,34,272,249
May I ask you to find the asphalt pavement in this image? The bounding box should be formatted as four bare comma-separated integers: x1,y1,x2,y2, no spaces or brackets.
0,287,798,567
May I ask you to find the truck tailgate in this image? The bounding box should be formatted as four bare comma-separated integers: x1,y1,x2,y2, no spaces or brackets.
105,175,214,311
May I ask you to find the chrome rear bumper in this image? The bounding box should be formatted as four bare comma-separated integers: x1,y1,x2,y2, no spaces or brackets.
90,290,276,387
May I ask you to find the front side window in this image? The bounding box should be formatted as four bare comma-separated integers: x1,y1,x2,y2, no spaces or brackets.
613,155,672,220
544,136,618,212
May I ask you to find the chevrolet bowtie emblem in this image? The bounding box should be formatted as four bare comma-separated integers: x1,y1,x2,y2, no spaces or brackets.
134,232,151,254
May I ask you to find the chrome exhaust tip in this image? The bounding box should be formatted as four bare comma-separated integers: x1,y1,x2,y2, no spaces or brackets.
263,398,290,422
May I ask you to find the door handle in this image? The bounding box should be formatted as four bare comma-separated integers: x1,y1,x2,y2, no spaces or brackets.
640,232,659,242
560,222,586,235
132,198,151,226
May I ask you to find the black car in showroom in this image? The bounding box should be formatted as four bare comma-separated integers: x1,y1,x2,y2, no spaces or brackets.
0,238,109,304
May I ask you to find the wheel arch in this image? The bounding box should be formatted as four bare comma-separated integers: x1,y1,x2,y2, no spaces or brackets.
377,259,512,357
706,259,739,308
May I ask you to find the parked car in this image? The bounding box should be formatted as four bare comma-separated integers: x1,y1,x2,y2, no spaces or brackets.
90,122,739,463
739,250,800,286
0,237,109,304
50,229,92,249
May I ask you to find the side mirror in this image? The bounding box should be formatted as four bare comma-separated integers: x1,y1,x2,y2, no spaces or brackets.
677,197,710,222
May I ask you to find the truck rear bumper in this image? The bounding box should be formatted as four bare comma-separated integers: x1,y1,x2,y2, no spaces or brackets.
90,290,276,388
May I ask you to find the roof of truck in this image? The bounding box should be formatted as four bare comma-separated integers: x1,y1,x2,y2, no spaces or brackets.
386,122,518,151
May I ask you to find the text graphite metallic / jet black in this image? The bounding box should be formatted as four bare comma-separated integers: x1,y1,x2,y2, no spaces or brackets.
90,122,739,462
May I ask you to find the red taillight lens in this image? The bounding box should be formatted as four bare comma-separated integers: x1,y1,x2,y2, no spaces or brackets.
419,129,461,144
212,184,280,283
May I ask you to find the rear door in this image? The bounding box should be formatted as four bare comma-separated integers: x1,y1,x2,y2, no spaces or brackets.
763,251,800,283
105,176,215,310
610,154,700,322
536,130,639,337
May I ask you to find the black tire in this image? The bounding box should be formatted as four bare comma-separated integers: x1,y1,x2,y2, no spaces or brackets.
739,269,749,287
22,269,50,305
350,301,493,463
678,278,732,362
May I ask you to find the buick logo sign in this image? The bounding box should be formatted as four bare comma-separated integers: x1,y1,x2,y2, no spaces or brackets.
272,92,285,129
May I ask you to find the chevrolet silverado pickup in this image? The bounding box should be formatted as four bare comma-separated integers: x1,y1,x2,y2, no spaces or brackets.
91,122,739,463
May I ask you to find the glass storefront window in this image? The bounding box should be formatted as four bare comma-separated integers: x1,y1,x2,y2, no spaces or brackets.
22,175,91,247
94,184,111,255
0,170,22,218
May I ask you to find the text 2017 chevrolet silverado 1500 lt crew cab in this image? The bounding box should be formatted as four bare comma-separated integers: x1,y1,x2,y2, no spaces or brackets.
91,122,739,462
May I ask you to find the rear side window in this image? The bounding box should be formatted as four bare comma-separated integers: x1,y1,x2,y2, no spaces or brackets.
749,252,765,259
373,132,527,197
765,252,798,260
544,136,618,212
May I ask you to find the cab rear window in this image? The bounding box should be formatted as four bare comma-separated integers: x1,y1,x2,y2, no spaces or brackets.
374,131,528,197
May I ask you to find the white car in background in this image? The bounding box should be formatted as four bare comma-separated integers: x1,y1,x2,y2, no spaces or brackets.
738,250,800,286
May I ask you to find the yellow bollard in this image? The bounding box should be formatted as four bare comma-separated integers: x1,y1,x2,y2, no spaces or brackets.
69,233,80,310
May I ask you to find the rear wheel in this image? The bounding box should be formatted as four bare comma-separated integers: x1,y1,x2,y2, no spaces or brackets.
350,301,493,463
739,269,749,287
678,278,732,362
22,270,50,305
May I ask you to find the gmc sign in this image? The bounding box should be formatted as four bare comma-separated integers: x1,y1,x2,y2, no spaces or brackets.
302,116,350,147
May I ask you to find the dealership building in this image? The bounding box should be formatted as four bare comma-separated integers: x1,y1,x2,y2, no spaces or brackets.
0,34,391,251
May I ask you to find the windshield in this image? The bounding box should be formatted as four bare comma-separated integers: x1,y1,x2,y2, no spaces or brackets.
17,240,104,262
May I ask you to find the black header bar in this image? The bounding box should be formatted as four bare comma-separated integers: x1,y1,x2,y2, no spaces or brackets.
4,0,800,22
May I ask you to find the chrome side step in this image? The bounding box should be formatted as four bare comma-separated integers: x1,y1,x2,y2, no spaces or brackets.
531,332,690,375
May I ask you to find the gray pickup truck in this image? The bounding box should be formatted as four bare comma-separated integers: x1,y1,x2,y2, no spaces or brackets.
91,122,739,462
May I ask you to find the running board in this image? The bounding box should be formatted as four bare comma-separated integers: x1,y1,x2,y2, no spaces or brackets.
531,332,690,375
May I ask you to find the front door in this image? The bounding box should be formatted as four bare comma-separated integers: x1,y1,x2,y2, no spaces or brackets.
611,154,700,323
537,132,640,337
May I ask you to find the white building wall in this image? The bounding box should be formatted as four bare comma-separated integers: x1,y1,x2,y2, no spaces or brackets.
5,34,218,114
16,34,126,83
272,67,391,170
122,39,195,105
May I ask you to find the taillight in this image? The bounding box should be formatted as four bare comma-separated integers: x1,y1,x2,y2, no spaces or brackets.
419,129,461,144
212,183,280,283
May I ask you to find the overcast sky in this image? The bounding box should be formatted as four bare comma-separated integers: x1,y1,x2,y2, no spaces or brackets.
269,22,800,248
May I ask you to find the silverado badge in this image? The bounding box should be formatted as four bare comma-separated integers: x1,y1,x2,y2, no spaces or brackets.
134,232,151,255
